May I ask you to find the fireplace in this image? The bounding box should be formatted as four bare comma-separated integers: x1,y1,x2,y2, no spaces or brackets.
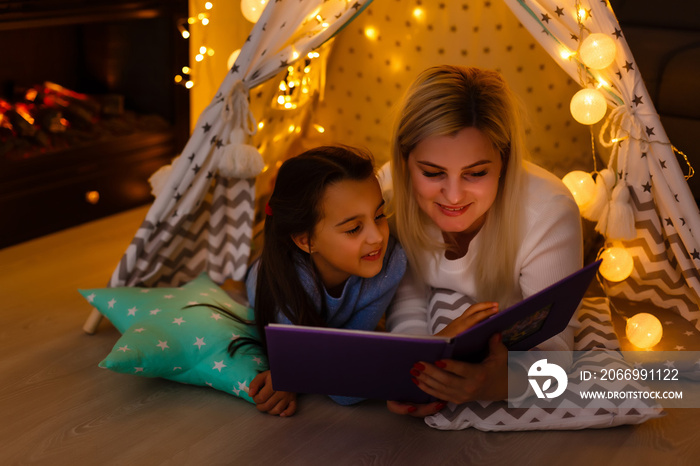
0,0,189,248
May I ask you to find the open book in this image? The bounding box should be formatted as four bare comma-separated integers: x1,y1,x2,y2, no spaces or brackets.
265,260,601,403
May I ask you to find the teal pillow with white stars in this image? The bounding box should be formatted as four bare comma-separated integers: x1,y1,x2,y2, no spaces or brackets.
79,273,267,403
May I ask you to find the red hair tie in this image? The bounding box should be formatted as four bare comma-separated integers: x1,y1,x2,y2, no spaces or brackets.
265,202,273,216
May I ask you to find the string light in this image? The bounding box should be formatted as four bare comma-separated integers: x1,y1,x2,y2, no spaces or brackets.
562,170,596,207
626,313,663,349
599,246,634,282
580,33,617,70
272,53,317,110
241,0,268,23
175,2,217,90
570,88,607,125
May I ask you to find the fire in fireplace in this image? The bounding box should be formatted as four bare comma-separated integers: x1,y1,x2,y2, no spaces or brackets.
0,0,189,248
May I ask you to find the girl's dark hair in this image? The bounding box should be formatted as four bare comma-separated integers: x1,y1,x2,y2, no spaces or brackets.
252,145,375,354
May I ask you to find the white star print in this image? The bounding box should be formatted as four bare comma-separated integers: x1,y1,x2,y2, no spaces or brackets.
163,294,174,299
231,333,240,341
134,367,144,373
187,301,199,306
223,302,232,308
232,387,241,396
237,381,249,394
674,346,686,351
213,360,227,372
664,360,676,368
173,317,185,325
127,307,138,316
117,345,130,352
684,331,695,336
252,356,263,365
150,308,162,315
173,367,182,371
108,298,116,308
157,340,169,351
87,293,96,302
211,313,222,321
133,327,146,333
194,337,206,349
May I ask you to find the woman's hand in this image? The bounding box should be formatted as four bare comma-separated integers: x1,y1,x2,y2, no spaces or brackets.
248,370,297,417
386,400,446,417
435,302,499,338
410,333,509,404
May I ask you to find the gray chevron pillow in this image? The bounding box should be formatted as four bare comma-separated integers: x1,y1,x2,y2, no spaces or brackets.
424,295,664,431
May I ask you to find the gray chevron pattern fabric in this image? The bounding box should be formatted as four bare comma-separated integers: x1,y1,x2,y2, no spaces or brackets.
424,295,664,431
109,177,254,287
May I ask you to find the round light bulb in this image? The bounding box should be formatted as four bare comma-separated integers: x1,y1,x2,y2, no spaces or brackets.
626,313,663,349
562,171,596,207
599,247,634,282
570,88,607,125
580,33,617,70
241,0,268,23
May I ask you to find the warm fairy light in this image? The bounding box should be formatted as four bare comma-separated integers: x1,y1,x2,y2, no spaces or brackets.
241,0,268,23
207,48,215,56
284,103,293,109
562,171,596,207
277,96,285,105
174,75,183,83
580,33,617,70
25,88,38,101
258,121,264,130
185,80,194,89
560,48,575,60
85,191,100,204
205,2,213,9
202,18,209,25
188,17,195,25
596,78,609,89
599,247,634,282
570,88,607,125
364,26,378,40
313,124,325,133
195,54,204,62
288,124,295,133
412,7,425,19
626,313,663,349
182,66,190,74
279,82,287,91
199,46,207,54
292,50,300,60
577,8,587,22
181,30,190,39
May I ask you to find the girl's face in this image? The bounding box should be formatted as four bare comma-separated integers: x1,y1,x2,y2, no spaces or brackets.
408,127,503,235
304,176,389,291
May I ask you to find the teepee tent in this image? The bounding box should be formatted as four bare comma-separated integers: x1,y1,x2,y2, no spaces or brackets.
84,0,699,334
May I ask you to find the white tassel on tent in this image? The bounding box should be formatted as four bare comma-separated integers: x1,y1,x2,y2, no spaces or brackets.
148,156,179,198
218,80,265,179
219,127,264,179
580,168,615,221
605,181,636,240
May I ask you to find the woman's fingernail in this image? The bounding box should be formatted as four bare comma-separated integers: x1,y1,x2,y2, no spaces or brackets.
413,362,425,371
410,368,421,377
435,360,447,369
408,406,417,413
411,377,419,385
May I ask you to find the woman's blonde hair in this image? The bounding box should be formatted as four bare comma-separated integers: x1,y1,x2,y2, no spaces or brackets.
391,65,528,304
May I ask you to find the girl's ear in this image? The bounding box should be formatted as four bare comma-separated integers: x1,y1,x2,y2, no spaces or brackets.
291,232,314,254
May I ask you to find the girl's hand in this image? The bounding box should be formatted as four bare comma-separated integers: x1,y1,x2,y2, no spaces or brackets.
435,301,498,338
386,400,446,417
410,333,509,403
248,370,297,417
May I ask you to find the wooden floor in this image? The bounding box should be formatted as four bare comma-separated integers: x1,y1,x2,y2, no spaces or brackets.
1,206,698,465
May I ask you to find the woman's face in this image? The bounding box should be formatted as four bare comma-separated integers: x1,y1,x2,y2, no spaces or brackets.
305,176,389,291
408,127,503,235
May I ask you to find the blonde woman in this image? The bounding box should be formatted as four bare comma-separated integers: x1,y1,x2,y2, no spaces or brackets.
384,65,583,416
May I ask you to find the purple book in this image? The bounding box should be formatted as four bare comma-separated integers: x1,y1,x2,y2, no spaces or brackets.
265,260,601,403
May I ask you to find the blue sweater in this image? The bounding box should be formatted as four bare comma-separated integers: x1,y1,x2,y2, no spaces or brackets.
245,237,407,404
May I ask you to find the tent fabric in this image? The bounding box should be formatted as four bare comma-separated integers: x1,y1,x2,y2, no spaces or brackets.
108,0,373,288
506,0,700,324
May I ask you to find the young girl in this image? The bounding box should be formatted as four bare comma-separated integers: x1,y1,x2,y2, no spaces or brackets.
244,145,407,417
